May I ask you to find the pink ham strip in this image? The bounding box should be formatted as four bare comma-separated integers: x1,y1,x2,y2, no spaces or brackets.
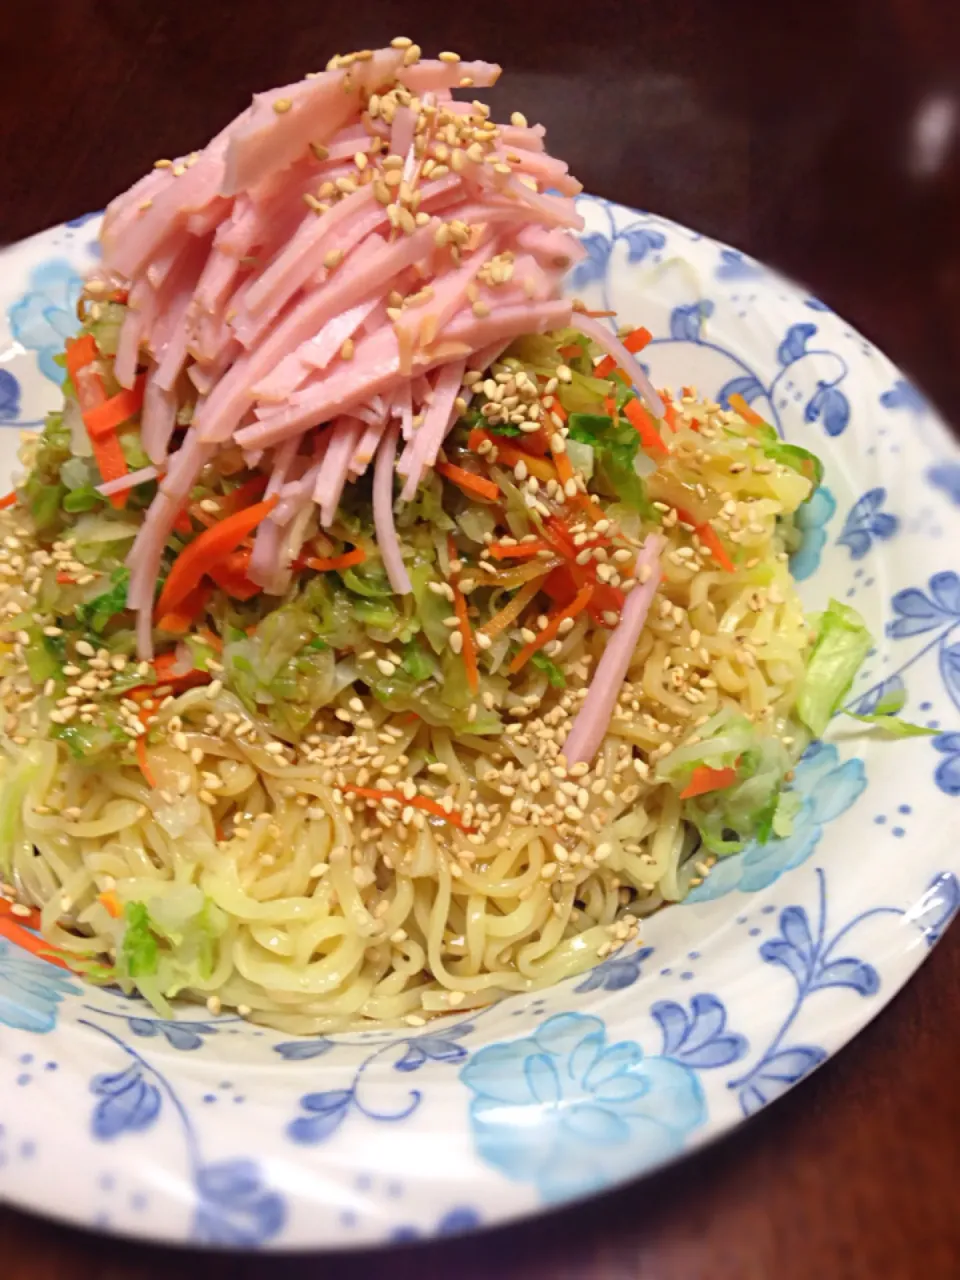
314,418,363,526
97,464,163,497
240,296,572,452
495,147,583,197
188,339,240,395
240,183,375,321
391,106,417,162
396,233,495,349
562,536,665,765
107,142,230,280
492,175,585,231
113,308,144,390
498,124,546,152
573,314,665,418
247,519,285,592
140,375,179,465
397,60,501,93
222,71,362,197
198,221,442,445
398,358,466,499
373,423,411,595
515,224,586,271
102,168,174,249
350,417,387,478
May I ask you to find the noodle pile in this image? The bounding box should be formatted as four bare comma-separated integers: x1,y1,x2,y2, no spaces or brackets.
0,390,814,1034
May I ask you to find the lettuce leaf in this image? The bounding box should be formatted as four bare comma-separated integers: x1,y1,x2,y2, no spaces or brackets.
798,600,872,736
531,650,566,688
122,902,159,978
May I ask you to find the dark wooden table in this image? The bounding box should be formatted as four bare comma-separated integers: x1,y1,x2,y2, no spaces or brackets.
2,1,959,1275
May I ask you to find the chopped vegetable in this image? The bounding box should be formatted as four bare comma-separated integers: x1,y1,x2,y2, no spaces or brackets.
305,547,367,573
121,902,160,978
679,764,739,799
509,583,594,673
798,600,872,737
436,461,500,502
343,785,473,831
155,496,278,617
489,539,552,560
135,738,157,787
82,380,145,439
0,492,17,510
624,398,669,458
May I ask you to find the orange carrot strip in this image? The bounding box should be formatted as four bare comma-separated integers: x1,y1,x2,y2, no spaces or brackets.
0,917,71,970
489,539,552,561
343,785,473,832
157,583,212,634
478,577,545,642
135,737,157,788
90,430,131,511
82,379,145,439
305,547,367,573
679,764,739,800
674,507,736,572
467,428,557,483
558,343,583,360
64,333,98,381
436,461,500,503
508,584,594,673
661,397,678,432
155,497,278,616
624,398,670,458
56,571,77,585
448,535,478,694
545,398,567,424
581,309,617,318
622,326,653,354
593,354,617,378
97,890,123,919
0,491,17,510
197,626,224,653
728,393,765,426
0,898,41,930
554,448,575,491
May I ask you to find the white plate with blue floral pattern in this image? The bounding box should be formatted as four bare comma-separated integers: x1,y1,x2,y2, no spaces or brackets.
0,197,958,1251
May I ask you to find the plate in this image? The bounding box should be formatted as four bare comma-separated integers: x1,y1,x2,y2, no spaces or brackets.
0,197,958,1251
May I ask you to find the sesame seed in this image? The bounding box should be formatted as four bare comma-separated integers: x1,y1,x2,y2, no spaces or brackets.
273,97,293,114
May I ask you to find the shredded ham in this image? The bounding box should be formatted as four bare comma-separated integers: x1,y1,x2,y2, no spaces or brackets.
374,423,412,595
561,536,665,766
94,47,610,656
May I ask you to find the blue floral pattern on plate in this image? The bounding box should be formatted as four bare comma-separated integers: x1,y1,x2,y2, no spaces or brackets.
0,199,959,1249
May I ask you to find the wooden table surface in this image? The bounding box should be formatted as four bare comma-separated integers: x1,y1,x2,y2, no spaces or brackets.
2,1,959,1275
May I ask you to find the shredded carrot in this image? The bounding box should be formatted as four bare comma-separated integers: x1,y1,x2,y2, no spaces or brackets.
593,354,618,379
661,396,678,432
55,571,77,585
82,379,145,439
679,764,739,800
97,890,123,919
554,449,575,492
603,393,616,420
489,539,552,561
207,549,261,601
695,521,736,573
624,398,670,458
674,507,736,573
90,430,131,511
478,577,545,642
467,428,556,483
545,398,567,424
0,898,41,930
447,535,479,694
622,326,653,354
581,309,617,318
64,333,98,382
0,491,17,510
217,474,269,516
171,503,193,535
305,546,367,573
343,785,473,832
197,626,223,653
156,496,278,617
508,584,594,673
557,343,583,360
135,737,157,788
728,392,765,426
436,461,500,503
0,917,71,970
157,583,212,634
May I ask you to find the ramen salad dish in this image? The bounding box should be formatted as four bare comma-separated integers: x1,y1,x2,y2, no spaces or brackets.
0,42,886,1035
